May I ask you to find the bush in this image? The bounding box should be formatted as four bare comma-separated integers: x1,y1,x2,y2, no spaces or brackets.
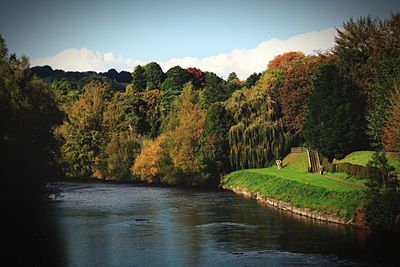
322,157,336,173
365,151,400,231
335,163,369,179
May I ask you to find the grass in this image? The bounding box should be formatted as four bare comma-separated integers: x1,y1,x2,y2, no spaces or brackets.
336,151,400,173
222,152,366,220
324,171,369,184
249,153,365,192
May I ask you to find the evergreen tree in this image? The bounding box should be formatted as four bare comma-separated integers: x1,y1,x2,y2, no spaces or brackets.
302,63,367,160
199,72,228,109
132,65,146,92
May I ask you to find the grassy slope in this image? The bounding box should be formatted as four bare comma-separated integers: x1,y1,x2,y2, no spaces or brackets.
336,151,400,173
223,153,366,220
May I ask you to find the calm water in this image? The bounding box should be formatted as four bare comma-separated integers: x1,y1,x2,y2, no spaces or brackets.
49,182,399,267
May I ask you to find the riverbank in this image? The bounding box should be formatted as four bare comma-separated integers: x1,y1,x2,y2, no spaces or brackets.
221,153,368,227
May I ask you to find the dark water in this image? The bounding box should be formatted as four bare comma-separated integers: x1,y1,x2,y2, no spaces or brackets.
49,182,399,267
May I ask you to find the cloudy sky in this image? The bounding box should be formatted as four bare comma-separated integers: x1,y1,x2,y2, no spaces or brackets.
1,0,399,79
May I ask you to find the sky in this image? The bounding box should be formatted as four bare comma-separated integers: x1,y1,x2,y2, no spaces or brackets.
1,0,399,79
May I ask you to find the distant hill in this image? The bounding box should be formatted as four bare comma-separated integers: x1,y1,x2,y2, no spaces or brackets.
31,65,132,84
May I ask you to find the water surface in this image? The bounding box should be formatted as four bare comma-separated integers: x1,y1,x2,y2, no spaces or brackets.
49,182,399,266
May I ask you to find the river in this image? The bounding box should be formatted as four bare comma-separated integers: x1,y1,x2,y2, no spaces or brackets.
48,182,399,266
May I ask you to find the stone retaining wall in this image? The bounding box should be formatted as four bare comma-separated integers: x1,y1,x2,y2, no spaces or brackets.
222,185,363,226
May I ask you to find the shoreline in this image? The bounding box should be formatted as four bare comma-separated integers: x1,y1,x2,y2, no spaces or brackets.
222,184,367,229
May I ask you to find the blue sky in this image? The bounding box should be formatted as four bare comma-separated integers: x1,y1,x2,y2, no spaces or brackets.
1,0,399,78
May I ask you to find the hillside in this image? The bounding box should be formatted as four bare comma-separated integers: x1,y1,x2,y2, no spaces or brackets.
336,151,400,173
222,152,366,221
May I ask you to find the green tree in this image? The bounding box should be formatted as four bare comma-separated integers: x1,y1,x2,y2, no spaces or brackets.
0,35,62,192
158,83,207,185
58,80,113,178
382,83,400,159
226,85,289,169
132,65,146,92
159,66,191,124
334,13,400,103
201,102,233,182
104,131,142,181
199,72,228,109
244,72,261,88
365,151,400,231
144,62,165,89
227,72,238,83
302,63,367,160
367,58,400,147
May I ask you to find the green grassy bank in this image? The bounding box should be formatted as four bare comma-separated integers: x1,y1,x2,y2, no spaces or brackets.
336,151,400,173
222,153,366,221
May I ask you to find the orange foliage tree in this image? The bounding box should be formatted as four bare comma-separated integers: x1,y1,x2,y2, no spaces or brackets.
278,55,334,142
132,135,166,183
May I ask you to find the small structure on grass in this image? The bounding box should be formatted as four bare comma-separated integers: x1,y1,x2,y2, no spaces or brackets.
276,159,283,170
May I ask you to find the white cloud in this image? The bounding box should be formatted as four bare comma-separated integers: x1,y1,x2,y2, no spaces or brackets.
31,48,144,73
31,27,338,79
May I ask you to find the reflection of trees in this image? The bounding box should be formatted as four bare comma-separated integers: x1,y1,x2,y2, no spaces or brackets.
56,185,399,266
172,189,372,260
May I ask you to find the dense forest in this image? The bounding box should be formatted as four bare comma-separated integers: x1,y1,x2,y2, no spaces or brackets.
1,13,400,230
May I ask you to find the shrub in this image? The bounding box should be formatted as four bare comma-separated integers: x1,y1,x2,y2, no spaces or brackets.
322,157,336,173
335,163,369,179
365,151,400,231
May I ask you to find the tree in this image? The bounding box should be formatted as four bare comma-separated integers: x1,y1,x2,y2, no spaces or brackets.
302,63,367,160
0,36,63,267
144,62,165,89
244,72,261,88
142,89,163,138
162,66,190,93
186,67,205,89
199,72,228,109
259,52,306,105
158,83,207,185
334,13,400,103
226,85,289,169
103,87,149,135
367,58,400,147
201,102,233,182
132,135,166,183
1,38,62,187
227,72,238,83
57,80,113,178
365,151,400,231
382,83,400,159
132,65,146,92
227,72,242,95
267,51,305,71
104,131,141,181
278,55,333,143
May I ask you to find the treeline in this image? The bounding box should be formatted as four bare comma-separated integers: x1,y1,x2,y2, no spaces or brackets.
31,65,132,99
3,13,400,184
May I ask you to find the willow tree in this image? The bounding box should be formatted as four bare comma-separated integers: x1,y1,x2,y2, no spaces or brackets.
226,85,289,170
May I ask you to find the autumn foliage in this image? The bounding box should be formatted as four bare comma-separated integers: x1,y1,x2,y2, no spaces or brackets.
278,55,333,141
132,135,166,183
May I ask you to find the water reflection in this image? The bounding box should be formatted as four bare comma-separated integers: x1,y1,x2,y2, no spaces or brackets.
49,183,399,266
